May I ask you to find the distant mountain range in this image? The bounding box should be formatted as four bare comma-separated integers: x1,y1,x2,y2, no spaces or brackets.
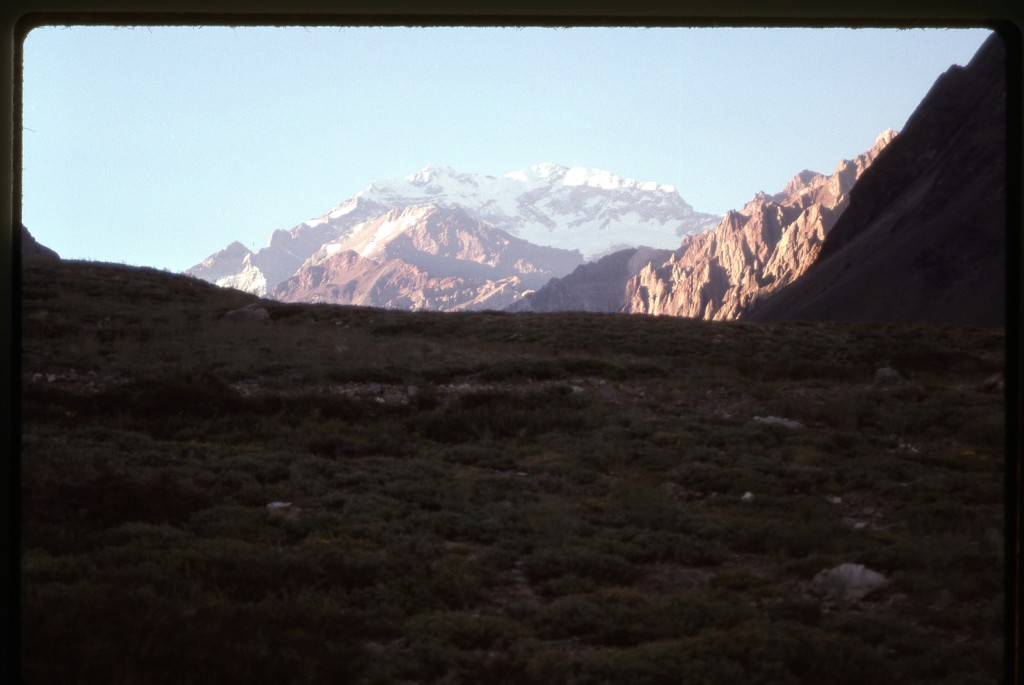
746,32,1006,327
91,34,1008,327
187,163,720,306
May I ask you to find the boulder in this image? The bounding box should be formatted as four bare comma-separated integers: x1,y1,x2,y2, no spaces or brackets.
223,304,271,323
874,367,903,385
810,563,888,603
266,501,302,519
752,416,803,430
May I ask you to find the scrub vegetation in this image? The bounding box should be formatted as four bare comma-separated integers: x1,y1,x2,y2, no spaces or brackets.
20,260,1006,684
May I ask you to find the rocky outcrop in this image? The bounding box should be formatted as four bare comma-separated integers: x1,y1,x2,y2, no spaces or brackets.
508,246,672,313
620,130,896,320
273,204,582,311
21,225,60,261
746,34,1006,327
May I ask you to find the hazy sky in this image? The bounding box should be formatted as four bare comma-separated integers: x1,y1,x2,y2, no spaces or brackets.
21,25,992,272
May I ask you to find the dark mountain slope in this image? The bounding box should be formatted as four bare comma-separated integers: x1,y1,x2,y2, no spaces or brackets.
746,34,1007,327
507,246,672,313
21,224,60,261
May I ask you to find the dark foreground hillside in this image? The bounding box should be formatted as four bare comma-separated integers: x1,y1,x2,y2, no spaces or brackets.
20,260,1006,684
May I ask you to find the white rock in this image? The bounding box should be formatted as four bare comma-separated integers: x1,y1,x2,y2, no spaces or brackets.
266,501,302,519
741,492,754,501
811,563,888,603
752,416,803,430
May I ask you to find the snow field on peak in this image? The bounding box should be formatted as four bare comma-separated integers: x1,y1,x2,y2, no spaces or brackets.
562,166,673,192
359,208,434,259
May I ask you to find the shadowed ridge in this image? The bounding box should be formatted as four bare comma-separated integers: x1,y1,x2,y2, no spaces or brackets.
746,33,1007,327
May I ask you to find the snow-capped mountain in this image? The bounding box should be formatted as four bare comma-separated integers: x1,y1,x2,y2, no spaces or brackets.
187,164,719,297
346,163,718,258
273,204,582,311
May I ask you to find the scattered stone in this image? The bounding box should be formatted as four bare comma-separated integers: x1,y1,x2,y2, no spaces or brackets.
31,373,43,383
978,371,1004,393
367,383,383,395
810,563,888,603
46,374,57,383
741,492,755,502
898,441,920,454
407,385,419,397
752,416,803,430
874,367,902,385
826,496,842,505
223,304,270,323
571,385,584,394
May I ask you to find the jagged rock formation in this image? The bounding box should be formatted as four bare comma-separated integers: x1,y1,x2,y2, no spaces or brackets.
21,225,60,261
508,246,672,313
187,163,719,298
616,130,897,320
747,34,1006,327
273,204,582,311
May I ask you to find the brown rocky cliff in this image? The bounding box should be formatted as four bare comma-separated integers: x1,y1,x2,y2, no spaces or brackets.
622,131,895,320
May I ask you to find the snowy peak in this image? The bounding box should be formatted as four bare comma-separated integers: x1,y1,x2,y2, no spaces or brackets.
502,163,676,194
314,163,721,262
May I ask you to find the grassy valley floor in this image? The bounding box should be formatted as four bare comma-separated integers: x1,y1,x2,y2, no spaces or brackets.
18,260,1007,684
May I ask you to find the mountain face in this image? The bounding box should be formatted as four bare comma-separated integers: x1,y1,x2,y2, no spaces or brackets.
512,132,896,318
273,204,583,311
746,34,1006,327
507,246,672,313
186,164,719,298
623,131,894,320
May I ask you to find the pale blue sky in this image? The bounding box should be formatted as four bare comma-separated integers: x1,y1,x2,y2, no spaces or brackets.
21,25,993,272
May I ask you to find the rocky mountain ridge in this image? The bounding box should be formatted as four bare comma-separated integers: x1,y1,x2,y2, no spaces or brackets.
511,130,896,318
